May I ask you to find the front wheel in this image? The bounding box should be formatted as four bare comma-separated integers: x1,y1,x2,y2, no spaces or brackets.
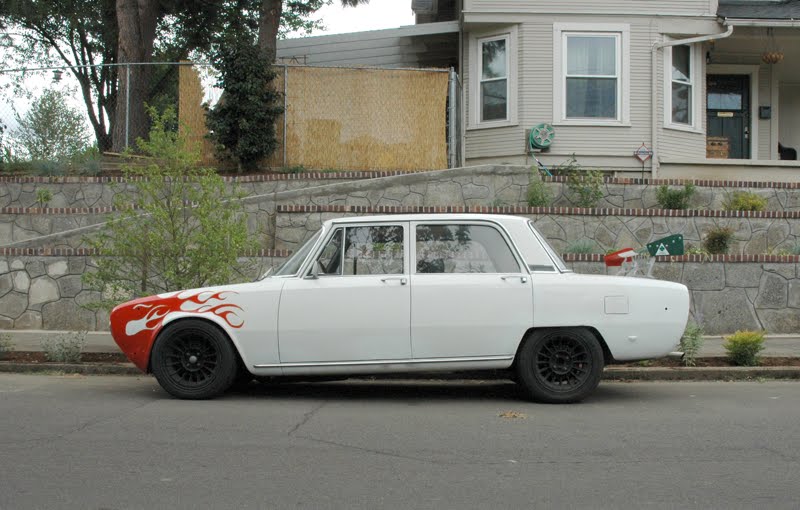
516,328,604,403
151,319,238,399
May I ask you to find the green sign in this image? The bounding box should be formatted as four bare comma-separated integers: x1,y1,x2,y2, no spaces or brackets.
646,234,684,256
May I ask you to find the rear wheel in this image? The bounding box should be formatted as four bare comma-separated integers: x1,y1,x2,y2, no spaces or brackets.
516,328,604,403
151,320,238,400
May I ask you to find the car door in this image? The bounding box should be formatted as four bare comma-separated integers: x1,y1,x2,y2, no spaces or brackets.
278,222,411,363
410,221,533,359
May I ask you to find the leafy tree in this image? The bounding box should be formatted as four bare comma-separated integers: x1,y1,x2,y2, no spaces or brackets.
1,1,368,153
83,106,255,307
206,11,283,171
12,89,92,161
0,0,119,150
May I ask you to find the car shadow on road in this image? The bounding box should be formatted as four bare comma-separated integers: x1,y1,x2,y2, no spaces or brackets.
224,378,653,404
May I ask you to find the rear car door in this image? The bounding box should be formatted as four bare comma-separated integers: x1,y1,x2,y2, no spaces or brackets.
410,221,533,359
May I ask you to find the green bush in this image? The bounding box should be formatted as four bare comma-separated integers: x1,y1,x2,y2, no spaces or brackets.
567,168,604,208
655,183,695,210
723,330,765,366
41,331,87,363
36,188,53,208
527,170,553,207
680,322,704,367
704,226,734,254
723,191,767,212
0,333,14,360
83,107,256,307
564,239,597,254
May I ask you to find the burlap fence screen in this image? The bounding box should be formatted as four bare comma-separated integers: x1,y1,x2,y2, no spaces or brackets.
179,64,449,171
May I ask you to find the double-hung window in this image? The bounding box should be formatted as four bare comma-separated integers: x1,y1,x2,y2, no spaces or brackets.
479,35,509,122
553,23,630,125
665,43,700,131
565,34,619,119
470,27,517,128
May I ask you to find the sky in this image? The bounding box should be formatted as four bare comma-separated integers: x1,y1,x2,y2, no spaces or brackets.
290,0,417,37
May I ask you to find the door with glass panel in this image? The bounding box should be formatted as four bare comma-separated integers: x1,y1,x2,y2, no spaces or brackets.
410,222,533,359
278,223,411,363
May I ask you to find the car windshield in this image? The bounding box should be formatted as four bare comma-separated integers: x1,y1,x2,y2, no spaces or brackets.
267,229,322,278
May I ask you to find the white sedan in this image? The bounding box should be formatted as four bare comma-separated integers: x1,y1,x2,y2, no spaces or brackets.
110,214,689,403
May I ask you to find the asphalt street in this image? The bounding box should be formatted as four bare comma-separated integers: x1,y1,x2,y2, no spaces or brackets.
1,374,799,510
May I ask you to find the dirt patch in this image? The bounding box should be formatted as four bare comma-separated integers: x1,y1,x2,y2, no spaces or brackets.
617,357,800,368
0,352,128,364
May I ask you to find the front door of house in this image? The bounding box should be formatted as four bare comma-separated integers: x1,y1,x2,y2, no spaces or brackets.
707,75,750,159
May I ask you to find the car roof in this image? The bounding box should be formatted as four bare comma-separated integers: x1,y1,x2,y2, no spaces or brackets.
322,213,531,228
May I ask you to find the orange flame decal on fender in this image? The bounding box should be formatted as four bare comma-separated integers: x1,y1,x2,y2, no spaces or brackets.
110,290,244,372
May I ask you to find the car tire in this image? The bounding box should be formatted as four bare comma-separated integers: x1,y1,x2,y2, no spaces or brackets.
516,328,604,404
151,319,238,400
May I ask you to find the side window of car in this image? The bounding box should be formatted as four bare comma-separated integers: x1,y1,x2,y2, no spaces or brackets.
342,225,405,275
415,224,520,274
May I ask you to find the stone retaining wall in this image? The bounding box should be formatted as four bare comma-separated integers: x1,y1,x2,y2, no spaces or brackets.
1,253,798,335
5,166,800,211
0,172,390,209
0,253,288,331
270,205,800,255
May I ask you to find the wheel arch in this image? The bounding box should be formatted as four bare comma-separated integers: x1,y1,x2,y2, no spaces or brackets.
146,316,246,374
512,326,614,368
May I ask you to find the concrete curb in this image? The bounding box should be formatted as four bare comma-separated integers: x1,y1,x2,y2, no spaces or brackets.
1,362,800,381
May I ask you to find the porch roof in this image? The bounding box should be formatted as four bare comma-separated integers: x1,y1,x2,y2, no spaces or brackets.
718,0,800,21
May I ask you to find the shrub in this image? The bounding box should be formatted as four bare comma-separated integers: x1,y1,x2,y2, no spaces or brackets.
655,183,695,210
0,333,14,360
36,188,53,208
567,168,604,208
723,330,765,366
680,322,704,367
527,170,553,207
83,107,256,308
564,239,597,254
723,191,767,212
41,331,87,363
703,226,734,254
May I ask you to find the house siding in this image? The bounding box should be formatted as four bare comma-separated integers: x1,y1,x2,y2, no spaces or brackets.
277,29,457,69
464,0,715,16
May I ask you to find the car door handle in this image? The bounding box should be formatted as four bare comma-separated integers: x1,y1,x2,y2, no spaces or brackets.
501,275,528,284
381,277,408,285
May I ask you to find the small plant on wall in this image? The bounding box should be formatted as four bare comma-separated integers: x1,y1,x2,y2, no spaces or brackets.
553,155,603,208
527,168,553,207
703,226,734,254
35,188,53,208
723,330,765,366
655,183,695,210
723,191,767,212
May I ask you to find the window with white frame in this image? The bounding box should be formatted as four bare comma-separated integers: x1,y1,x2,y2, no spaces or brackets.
553,23,629,125
565,33,620,119
667,44,697,128
478,35,509,122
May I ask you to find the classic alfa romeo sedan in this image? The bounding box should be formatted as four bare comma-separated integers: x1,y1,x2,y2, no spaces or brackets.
110,214,689,403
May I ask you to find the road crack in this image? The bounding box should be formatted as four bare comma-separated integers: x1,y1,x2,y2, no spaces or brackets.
287,401,327,437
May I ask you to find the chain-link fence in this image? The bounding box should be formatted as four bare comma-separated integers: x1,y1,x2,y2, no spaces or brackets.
0,62,461,174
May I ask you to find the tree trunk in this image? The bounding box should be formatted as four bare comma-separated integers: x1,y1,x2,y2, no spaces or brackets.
113,0,159,152
257,0,282,63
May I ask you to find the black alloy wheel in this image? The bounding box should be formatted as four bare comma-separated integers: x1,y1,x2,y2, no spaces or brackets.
151,319,238,399
516,328,604,403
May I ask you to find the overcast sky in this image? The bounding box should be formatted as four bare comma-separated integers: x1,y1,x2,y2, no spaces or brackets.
289,0,417,37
